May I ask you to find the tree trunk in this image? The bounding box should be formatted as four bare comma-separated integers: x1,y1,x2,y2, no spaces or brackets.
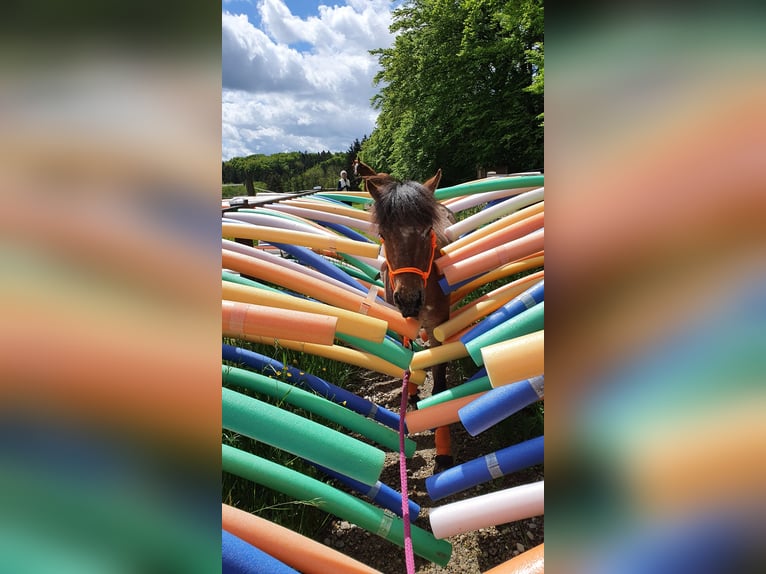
244,175,256,196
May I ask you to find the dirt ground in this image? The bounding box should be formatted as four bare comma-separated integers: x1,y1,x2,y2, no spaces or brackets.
318,369,544,574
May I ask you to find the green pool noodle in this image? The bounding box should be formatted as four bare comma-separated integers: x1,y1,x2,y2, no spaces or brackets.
332,259,382,285
434,174,544,202
337,333,414,370
317,193,374,204
465,302,545,366
222,444,453,567
338,253,381,283
222,387,384,485
416,376,492,410
222,365,416,457
222,270,283,292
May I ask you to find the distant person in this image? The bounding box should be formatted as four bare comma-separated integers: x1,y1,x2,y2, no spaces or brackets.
337,170,351,191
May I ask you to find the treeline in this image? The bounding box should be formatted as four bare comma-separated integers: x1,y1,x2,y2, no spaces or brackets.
362,0,544,186
222,139,365,195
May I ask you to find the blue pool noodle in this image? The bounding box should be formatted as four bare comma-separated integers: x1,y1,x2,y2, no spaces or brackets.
310,462,420,519
222,529,299,574
222,344,400,431
459,376,544,436
269,241,369,294
425,436,544,501
459,280,544,345
321,221,375,243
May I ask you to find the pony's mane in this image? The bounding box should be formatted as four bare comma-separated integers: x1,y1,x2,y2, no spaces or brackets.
371,180,440,234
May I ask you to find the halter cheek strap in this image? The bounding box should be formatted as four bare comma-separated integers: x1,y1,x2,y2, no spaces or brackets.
382,230,438,290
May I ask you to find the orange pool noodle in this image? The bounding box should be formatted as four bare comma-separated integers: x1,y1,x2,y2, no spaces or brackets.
405,392,485,434
222,249,420,339
222,222,380,258
222,281,388,343
483,543,544,574
436,211,544,271
450,254,544,303
441,201,544,256
222,504,382,574
222,300,338,346
441,229,544,287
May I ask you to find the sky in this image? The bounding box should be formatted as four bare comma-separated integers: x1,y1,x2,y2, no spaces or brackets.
222,0,399,160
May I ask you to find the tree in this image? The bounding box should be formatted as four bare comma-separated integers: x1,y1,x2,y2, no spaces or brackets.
363,0,543,184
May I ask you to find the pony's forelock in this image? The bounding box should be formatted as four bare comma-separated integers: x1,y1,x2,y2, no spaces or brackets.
371,180,439,233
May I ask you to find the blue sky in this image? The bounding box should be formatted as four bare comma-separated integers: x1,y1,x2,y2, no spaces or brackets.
222,0,399,159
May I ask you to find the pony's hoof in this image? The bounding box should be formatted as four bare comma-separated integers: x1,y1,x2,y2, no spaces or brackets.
433,455,454,475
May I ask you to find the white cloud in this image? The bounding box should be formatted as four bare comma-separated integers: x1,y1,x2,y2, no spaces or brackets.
222,0,396,158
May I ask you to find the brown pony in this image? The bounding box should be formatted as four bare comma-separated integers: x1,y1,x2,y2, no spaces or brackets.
357,161,456,473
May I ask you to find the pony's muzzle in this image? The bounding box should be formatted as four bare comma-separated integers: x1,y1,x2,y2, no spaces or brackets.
394,288,424,318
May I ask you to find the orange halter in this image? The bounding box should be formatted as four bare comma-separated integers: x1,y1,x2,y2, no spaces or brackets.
382,229,438,290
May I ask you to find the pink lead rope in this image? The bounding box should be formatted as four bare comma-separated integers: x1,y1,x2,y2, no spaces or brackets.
399,369,416,573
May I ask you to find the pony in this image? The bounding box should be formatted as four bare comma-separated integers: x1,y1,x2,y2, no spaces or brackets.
357,161,456,473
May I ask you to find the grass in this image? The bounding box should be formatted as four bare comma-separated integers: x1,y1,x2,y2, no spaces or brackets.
222,184,247,199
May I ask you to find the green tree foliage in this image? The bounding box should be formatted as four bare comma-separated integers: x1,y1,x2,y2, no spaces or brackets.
362,0,543,184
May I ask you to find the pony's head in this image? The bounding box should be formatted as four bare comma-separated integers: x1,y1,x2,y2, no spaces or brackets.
358,161,443,318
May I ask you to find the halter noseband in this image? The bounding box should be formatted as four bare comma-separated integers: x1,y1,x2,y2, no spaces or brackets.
382,229,438,290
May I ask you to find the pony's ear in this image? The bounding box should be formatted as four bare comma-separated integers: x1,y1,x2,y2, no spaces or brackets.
422,168,442,194
355,161,378,178
363,175,390,201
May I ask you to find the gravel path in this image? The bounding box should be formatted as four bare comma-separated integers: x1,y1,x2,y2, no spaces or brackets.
319,370,544,574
